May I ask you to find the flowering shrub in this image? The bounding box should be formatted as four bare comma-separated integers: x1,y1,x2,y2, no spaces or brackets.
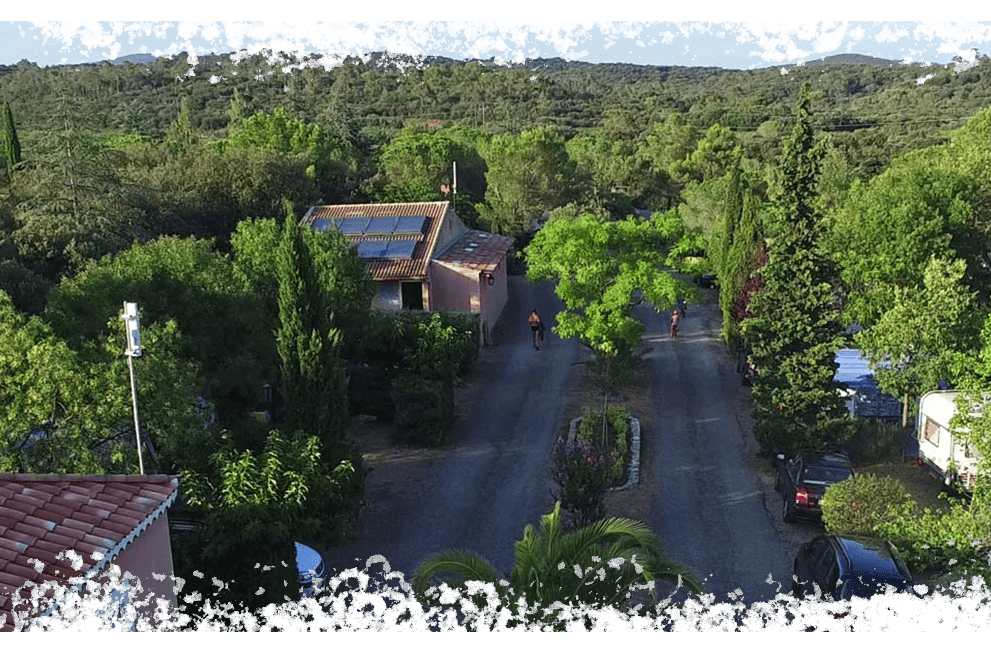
550,435,617,528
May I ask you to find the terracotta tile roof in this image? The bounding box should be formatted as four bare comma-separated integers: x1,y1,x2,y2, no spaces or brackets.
0,474,178,632
432,229,515,272
301,202,451,281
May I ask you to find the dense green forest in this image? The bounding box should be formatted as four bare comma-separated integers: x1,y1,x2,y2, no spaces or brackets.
3,49,991,613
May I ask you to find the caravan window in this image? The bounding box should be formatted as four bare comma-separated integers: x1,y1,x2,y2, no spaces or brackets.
923,417,939,445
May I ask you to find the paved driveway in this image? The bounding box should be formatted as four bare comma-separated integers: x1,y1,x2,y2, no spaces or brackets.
639,290,811,605
324,275,580,581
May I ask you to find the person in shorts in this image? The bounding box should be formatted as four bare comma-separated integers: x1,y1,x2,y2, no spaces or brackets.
528,309,544,349
670,308,681,338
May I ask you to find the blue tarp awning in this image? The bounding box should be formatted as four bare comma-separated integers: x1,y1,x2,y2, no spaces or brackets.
834,348,902,419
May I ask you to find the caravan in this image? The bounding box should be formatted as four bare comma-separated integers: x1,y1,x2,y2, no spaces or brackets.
916,390,987,492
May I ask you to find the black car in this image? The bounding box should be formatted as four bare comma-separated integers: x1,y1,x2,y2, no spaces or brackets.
775,451,854,523
793,535,918,600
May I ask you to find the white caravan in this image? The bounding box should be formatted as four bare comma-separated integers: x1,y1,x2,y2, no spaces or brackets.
916,390,987,491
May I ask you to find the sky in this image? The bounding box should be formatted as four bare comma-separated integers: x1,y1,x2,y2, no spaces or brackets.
4,3,991,71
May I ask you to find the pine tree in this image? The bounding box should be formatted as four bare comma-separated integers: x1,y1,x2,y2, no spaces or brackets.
1,101,22,179
741,84,851,454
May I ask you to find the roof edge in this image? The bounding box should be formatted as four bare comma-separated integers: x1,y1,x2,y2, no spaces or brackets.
32,476,180,626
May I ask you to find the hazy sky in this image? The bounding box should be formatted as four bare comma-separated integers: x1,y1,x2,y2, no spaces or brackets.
3,3,991,71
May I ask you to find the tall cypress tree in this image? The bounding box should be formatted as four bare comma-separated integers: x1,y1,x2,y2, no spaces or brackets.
1,101,22,179
274,199,352,468
741,84,851,454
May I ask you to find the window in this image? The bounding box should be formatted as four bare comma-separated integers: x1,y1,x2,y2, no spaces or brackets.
94,578,134,632
923,417,939,445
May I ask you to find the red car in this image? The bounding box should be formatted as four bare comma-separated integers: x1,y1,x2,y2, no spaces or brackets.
775,451,854,523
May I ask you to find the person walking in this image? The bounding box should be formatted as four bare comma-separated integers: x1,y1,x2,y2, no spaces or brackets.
528,309,544,350
677,298,687,318
670,308,681,338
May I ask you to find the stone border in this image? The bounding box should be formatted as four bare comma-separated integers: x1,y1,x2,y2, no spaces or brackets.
567,416,641,491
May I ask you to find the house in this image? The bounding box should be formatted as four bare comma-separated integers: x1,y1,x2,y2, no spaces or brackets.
0,474,179,631
833,348,903,420
302,201,515,345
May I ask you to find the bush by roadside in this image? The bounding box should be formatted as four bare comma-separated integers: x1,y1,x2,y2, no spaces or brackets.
821,473,915,537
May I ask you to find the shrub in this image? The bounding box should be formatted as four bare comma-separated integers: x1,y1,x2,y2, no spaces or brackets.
550,435,616,528
875,497,991,575
846,419,904,465
821,473,915,537
391,373,453,447
576,405,629,485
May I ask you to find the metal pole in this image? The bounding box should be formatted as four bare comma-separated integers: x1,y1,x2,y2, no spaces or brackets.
127,351,145,475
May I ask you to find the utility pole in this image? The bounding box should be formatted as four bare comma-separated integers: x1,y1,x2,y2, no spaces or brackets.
122,302,145,474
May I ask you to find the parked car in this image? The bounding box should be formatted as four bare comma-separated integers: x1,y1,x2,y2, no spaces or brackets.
775,451,854,522
295,541,329,598
793,534,918,600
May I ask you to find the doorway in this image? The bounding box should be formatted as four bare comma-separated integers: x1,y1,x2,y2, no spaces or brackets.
401,282,424,310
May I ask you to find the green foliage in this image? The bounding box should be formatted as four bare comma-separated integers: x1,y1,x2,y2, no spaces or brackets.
275,200,352,467
525,212,694,361
0,291,205,475
477,126,578,236
411,501,704,628
575,403,630,485
177,428,357,611
391,373,453,447
855,257,984,404
43,235,271,423
876,497,991,575
821,474,916,537
1,100,21,179
348,309,479,377
742,84,851,455
551,434,614,529
369,126,486,207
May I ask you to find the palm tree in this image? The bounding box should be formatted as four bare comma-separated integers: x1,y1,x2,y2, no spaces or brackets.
411,501,704,628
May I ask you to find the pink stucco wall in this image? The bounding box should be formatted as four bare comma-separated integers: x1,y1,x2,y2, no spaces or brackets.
428,252,509,345
110,514,178,623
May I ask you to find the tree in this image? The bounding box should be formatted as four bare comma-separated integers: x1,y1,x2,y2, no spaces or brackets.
275,200,354,472
176,428,357,613
12,75,148,277
525,212,693,362
1,101,22,180
42,236,273,425
370,126,486,207
741,84,851,455
0,291,206,475
477,126,578,236
232,215,375,369
711,160,767,349
855,256,984,408
826,147,985,328
411,501,704,629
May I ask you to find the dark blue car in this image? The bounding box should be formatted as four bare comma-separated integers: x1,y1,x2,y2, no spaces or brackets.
793,535,919,600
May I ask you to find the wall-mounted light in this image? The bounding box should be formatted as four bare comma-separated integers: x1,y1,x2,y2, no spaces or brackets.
485,272,495,286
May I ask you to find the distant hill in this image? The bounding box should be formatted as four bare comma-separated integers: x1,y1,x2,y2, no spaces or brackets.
781,53,906,68
110,53,158,66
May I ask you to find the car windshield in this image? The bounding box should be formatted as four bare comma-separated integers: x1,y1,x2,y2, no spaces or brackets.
803,466,852,484
838,576,909,600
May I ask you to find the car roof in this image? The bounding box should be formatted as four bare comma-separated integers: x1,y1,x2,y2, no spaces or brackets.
800,451,853,468
830,536,909,580
294,541,324,575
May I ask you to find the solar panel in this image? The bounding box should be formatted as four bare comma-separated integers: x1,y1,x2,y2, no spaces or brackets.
311,218,334,232
364,217,398,235
382,240,417,259
337,218,371,234
356,241,388,259
394,216,427,235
